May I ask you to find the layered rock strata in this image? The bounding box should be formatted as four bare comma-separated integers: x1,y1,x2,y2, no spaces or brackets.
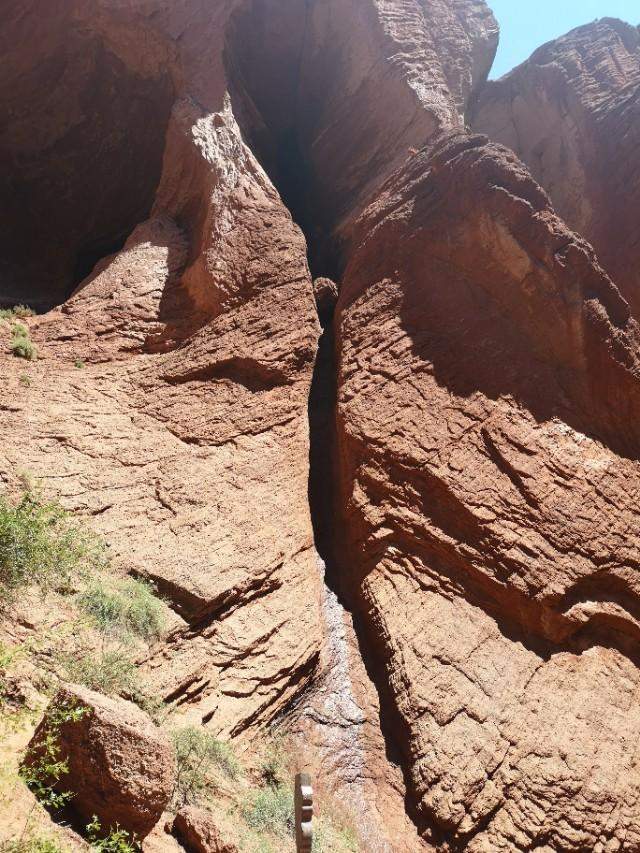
472,18,640,316
3,2,640,851
334,130,640,849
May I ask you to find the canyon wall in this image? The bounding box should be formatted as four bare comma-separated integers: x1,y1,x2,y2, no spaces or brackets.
334,129,640,849
472,18,640,317
2,1,640,851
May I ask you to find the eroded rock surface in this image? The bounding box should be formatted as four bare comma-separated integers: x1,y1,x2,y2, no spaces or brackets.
0,0,323,741
472,18,640,317
3,2,640,851
26,685,175,838
334,130,640,849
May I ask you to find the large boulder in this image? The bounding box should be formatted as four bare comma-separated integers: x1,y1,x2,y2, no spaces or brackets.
25,685,176,838
334,130,640,849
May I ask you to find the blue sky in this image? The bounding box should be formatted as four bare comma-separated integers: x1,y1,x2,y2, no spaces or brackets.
487,0,639,78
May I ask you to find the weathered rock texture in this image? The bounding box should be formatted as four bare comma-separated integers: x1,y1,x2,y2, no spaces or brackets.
334,129,640,849
472,18,640,317
26,685,175,837
0,0,497,823
4,1,640,851
1,0,324,742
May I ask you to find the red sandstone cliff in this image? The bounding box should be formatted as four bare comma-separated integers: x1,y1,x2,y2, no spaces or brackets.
472,18,640,317
1,2,640,851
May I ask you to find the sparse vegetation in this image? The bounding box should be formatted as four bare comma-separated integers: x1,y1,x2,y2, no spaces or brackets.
258,736,287,788
19,373,31,387
0,641,17,699
57,644,138,696
56,577,165,698
0,492,107,602
78,578,164,641
313,820,358,852
0,305,35,321
242,784,294,839
171,726,241,807
73,359,85,370
20,699,87,811
9,324,38,361
86,817,140,853
0,833,69,853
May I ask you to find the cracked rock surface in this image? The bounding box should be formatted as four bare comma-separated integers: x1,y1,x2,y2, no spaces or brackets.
2,2,640,851
472,18,640,317
334,131,640,849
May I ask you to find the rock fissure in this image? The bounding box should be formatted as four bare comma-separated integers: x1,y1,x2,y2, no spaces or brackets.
3,3,640,852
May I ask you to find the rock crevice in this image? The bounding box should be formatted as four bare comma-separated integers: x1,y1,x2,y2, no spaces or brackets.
2,3,640,852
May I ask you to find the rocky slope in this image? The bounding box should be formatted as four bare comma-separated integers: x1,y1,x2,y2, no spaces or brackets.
1,1,640,852
472,18,640,316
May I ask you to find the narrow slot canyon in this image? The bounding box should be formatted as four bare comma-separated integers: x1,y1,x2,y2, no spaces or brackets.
224,0,350,596
4,3,639,852
224,7,425,849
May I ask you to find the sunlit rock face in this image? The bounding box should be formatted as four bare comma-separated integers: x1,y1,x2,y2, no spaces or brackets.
473,18,640,318
334,130,640,849
3,2,640,850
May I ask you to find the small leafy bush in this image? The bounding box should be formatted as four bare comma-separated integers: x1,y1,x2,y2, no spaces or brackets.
78,578,164,640
172,726,240,807
0,305,35,321
0,492,107,602
10,324,37,361
57,645,138,697
258,737,287,788
242,784,294,839
74,359,85,369
20,699,87,811
86,817,140,853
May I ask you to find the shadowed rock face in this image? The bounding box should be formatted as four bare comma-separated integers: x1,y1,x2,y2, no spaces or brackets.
472,18,640,318
2,1,640,851
0,0,176,310
334,129,640,849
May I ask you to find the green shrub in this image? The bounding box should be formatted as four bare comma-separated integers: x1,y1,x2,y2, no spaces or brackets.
242,785,294,839
86,817,140,853
10,324,37,361
74,359,85,369
0,305,35,321
20,699,87,811
0,492,107,601
128,689,171,725
171,726,240,807
57,645,138,696
258,737,287,788
78,578,164,640
1,833,69,853
19,374,31,387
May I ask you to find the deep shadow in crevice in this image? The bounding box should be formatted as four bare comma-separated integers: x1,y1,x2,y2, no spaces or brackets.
72,232,131,293
224,3,435,844
0,26,174,311
223,0,342,281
